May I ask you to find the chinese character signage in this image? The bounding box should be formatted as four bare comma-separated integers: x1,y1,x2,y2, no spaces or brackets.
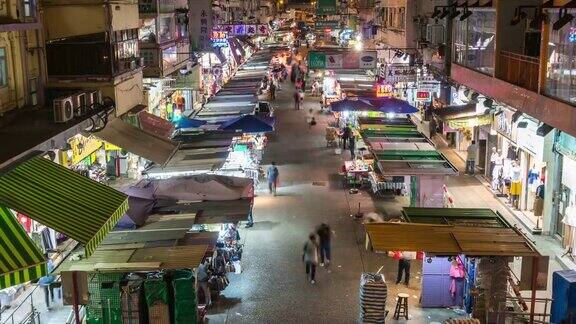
211,30,228,47
376,84,393,97
215,24,269,36
317,0,337,15
307,51,377,69
381,64,417,83
190,0,213,51
246,25,256,36
314,21,339,30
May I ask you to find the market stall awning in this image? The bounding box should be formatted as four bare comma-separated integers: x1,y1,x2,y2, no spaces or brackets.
0,155,129,257
94,118,179,165
401,207,511,228
138,111,175,139
447,113,493,129
365,222,539,256
154,199,253,224
219,115,275,133
375,150,458,176
432,104,477,121
174,117,207,129
0,206,47,289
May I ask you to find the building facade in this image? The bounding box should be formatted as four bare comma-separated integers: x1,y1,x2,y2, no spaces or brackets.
380,0,576,262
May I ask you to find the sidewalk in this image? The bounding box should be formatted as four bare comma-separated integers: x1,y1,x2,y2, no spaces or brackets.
429,132,575,299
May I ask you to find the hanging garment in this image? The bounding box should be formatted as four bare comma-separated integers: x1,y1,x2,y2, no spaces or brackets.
507,146,518,160
533,196,544,216
510,181,522,196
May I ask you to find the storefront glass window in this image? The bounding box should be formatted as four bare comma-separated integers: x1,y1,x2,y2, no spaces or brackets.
545,9,576,105
158,16,175,43
139,18,157,43
162,46,177,71
452,9,496,75
0,48,7,87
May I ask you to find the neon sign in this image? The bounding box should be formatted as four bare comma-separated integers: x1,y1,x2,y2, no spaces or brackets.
211,30,228,47
569,27,576,43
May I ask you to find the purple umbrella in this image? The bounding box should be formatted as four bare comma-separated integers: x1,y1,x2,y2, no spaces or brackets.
366,97,419,114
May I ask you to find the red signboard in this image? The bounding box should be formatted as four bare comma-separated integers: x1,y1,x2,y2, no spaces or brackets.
138,112,175,139
416,91,430,100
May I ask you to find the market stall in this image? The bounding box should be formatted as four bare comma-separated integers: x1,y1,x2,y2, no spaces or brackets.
365,207,546,323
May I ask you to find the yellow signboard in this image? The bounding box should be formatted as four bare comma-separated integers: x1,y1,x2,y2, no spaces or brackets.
68,135,102,165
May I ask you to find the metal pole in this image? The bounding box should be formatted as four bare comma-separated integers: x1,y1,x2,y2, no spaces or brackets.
530,256,539,323
71,272,81,324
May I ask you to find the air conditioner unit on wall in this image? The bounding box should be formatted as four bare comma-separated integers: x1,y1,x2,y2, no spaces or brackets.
71,92,87,116
86,90,102,106
53,96,74,123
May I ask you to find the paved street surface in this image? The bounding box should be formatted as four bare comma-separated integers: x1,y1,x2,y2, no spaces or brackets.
203,65,567,324
206,81,459,323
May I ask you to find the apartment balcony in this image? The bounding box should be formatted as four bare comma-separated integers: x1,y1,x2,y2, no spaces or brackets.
496,51,540,93
139,0,177,15
141,42,189,78
46,31,143,80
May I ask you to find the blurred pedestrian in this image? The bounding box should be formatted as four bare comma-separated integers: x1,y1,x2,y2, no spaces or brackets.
267,162,279,195
303,233,320,284
466,140,477,175
38,258,55,309
196,259,212,307
269,81,276,101
293,90,301,110
396,251,416,285
349,135,356,159
316,223,331,268
341,125,351,149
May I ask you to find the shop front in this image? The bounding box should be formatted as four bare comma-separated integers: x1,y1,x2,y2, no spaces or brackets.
551,132,576,253
487,106,551,231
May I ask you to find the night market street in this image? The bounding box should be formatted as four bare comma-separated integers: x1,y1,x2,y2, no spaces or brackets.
203,75,565,323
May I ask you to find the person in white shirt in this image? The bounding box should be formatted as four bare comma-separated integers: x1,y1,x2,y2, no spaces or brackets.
396,251,416,285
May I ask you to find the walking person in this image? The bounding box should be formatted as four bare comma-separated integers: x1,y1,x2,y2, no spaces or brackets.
269,81,276,101
396,251,416,286
349,135,356,159
293,89,301,110
341,125,351,149
267,162,279,196
466,140,477,175
303,234,320,284
196,259,212,307
38,258,55,309
316,223,331,268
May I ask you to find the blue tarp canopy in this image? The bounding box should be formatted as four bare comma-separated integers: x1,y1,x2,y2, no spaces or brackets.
367,97,419,114
330,98,374,112
175,117,208,129
219,115,275,133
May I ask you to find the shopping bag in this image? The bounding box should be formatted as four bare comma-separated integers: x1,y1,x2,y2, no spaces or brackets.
335,148,342,155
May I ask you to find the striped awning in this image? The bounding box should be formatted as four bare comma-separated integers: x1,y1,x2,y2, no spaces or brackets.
0,206,47,289
0,156,129,257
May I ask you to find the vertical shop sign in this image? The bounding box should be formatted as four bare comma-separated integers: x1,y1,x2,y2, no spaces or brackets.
189,0,213,51
317,0,337,15
308,52,326,69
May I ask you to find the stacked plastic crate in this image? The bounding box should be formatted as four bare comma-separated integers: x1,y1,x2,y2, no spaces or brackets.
86,273,124,324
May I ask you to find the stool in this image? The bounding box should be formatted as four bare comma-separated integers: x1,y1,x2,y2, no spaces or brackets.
393,293,409,320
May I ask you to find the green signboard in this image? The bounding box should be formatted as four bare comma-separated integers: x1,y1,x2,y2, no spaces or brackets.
314,20,340,30
316,0,337,15
308,52,326,69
